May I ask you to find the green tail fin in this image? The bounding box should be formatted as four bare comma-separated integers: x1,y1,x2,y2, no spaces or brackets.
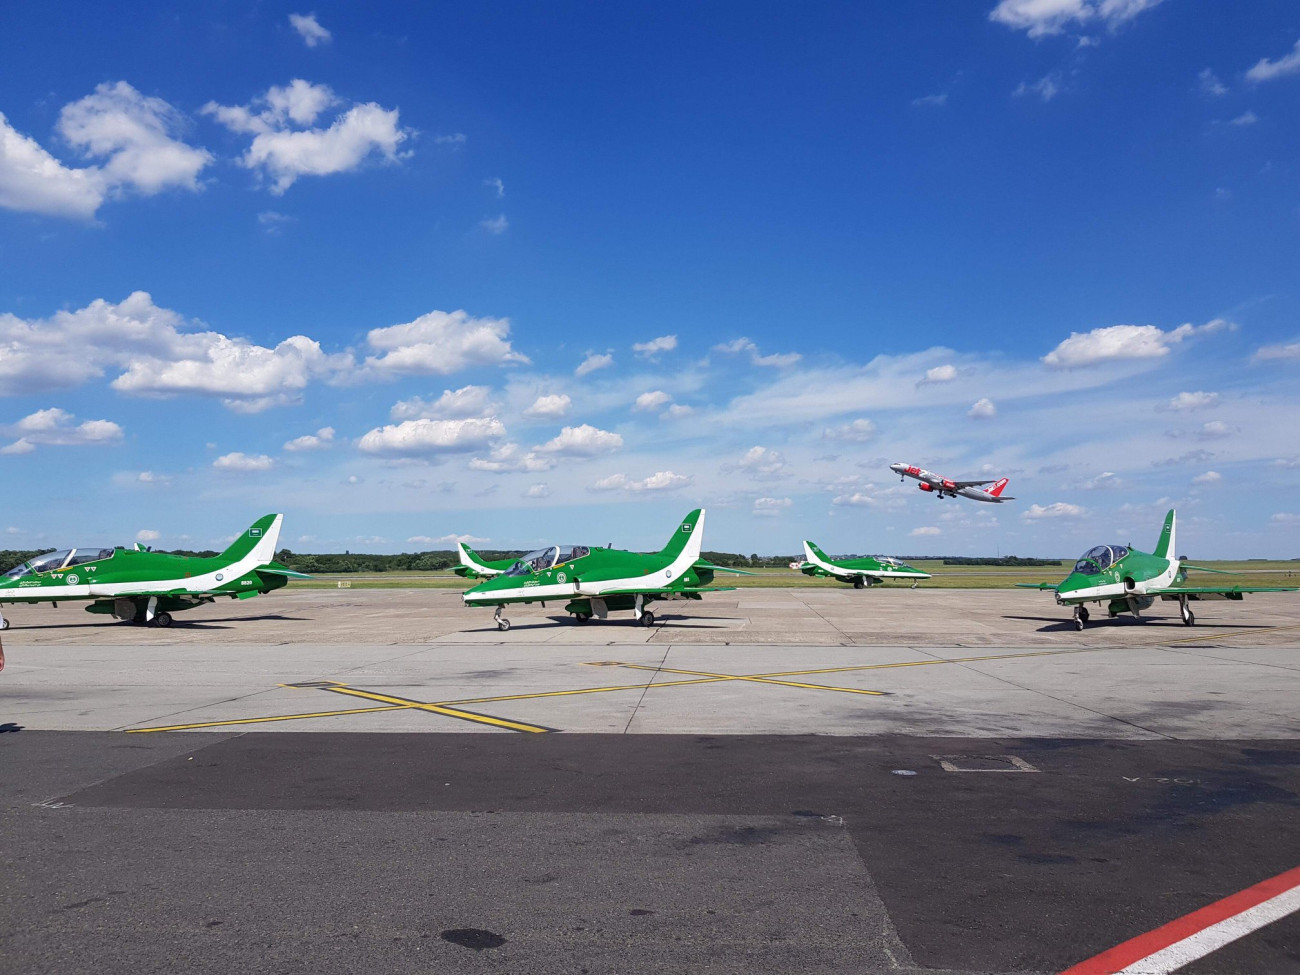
659,509,705,561
1152,509,1176,560
805,540,832,563
219,514,282,563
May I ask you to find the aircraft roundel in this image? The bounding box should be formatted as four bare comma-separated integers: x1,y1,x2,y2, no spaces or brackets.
66,573,80,586
558,572,567,583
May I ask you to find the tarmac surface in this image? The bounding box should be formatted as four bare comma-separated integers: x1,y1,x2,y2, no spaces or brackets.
2,587,1298,974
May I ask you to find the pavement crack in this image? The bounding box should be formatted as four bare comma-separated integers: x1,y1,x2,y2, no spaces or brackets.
621,644,673,734
909,646,1178,741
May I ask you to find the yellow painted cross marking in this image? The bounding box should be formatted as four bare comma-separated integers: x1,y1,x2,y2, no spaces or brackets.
124,646,1107,735
126,704,408,734
323,685,555,734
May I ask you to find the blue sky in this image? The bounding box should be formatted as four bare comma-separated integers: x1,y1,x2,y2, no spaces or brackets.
2,0,1299,558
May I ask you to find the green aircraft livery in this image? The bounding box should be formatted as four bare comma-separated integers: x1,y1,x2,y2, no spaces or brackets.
453,541,517,579
793,541,931,588
0,514,309,629
1018,508,1296,630
462,508,748,629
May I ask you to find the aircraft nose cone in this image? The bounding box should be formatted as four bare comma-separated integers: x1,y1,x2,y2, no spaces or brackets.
889,463,905,473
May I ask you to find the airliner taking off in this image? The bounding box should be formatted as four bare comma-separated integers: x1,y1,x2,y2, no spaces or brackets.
889,463,1015,503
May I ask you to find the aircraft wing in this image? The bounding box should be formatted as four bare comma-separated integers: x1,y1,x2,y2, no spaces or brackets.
1152,585,1298,597
1015,582,1059,591
951,479,994,489
585,586,738,596
694,561,755,575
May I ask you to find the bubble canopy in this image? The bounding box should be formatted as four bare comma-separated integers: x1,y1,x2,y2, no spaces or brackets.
1073,545,1128,576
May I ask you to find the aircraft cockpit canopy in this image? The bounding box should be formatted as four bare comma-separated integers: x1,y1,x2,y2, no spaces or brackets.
503,545,592,576
2,547,114,580
874,556,904,567
1073,545,1128,576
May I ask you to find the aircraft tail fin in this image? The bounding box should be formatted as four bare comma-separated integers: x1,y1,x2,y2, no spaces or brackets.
1153,509,1176,560
219,514,283,565
804,540,832,563
989,477,1010,498
660,509,705,564
458,541,490,572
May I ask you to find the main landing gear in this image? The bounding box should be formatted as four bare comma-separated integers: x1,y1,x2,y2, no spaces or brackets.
493,605,511,632
572,612,591,623
1073,606,1090,631
1179,596,1195,627
639,611,656,627
853,577,866,590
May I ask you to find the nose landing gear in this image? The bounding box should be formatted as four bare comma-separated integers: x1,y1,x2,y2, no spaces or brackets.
1179,597,1195,626
493,605,511,632
1073,605,1090,631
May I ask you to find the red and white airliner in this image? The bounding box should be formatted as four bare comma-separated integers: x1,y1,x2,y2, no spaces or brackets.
889,463,1015,503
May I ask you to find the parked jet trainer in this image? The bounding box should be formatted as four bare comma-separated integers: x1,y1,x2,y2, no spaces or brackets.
453,541,517,579
0,514,308,629
890,463,1014,503
792,541,931,588
462,508,748,629
1019,509,1296,630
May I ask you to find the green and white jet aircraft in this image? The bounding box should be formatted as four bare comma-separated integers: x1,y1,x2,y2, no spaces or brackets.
462,508,747,629
1018,508,1296,630
0,514,309,630
792,541,931,589
453,541,517,579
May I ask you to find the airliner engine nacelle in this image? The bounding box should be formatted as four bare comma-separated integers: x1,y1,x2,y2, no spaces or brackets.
941,479,956,491
918,483,934,492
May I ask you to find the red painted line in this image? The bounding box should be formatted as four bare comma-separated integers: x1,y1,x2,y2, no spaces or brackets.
1058,864,1300,974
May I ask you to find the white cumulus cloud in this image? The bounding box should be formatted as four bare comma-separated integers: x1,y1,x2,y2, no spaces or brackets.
203,79,409,193
525,483,551,499
753,496,792,517
732,445,787,476
363,310,528,377
289,12,331,47
1192,471,1222,485
713,337,801,368
832,492,877,507
921,364,958,384
633,390,672,412
391,385,496,420
0,82,211,220
213,452,275,472
1162,391,1219,411
576,352,613,377
136,529,160,543
523,393,571,419
968,398,997,419
909,526,941,537
0,407,123,453
1043,320,1228,368
1246,38,1300,83
1254,341,1300,362
990,0,1164,38
1198,68,1228,96
1022,502,1087,520
593,470,691,493
822,418,877,442
535,424,623,456
480,214,508,235
284,426,335,451
356,417,506,456
633,334,677,359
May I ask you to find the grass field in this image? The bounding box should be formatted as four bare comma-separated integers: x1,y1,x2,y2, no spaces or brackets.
289,561,1300,592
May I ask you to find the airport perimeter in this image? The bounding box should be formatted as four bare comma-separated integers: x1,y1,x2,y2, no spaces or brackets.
2,587,1298,974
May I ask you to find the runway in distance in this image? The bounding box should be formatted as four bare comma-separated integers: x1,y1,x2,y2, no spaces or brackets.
0,514,308,629
792,541,931,589
1018,509,1296,630
454,541,517,579
890,463,1014,503
461,508,749,629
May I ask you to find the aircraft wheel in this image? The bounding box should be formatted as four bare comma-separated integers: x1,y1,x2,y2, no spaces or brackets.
1078,607,1090,623
497,618,511,632
1074,618,1085,631
0,619,9,630
853,578,865,590
573,613,590,623
153,612,173,628
1183,610,1195,626
639,611,656,627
